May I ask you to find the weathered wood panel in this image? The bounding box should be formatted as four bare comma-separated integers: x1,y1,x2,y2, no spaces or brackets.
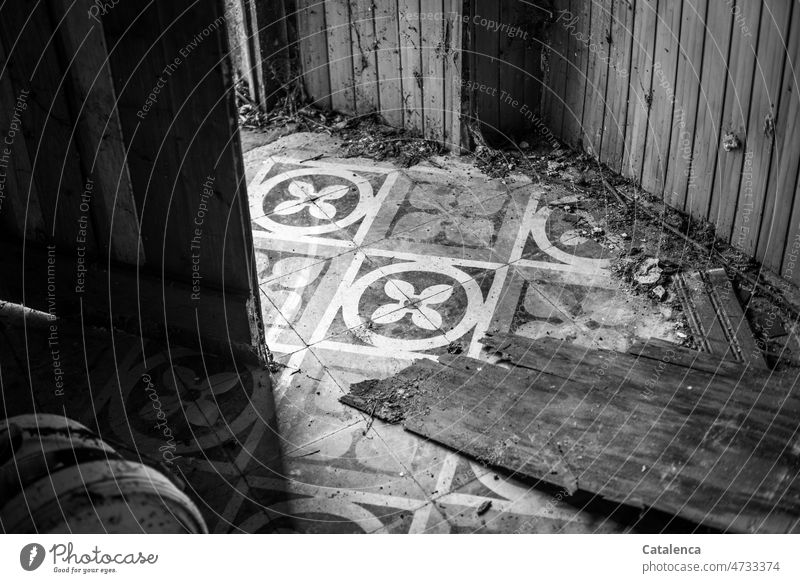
0,2,97,254
621,0,656,181
663,0,707,211
375,0,403,127
640,0,681,196
344,335,800,533
349,0,380,115
398,0,424,134
420,0,446,142
599,0,634,173
50,0,144,265
686,0,733,220
296,0,333,110
544,0,800,285
581,0,612,157
761,3,800,272
324,0,356,114
731,0,792,257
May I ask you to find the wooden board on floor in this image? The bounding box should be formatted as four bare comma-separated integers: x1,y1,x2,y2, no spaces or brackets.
673,269,764,367
343,334,800,533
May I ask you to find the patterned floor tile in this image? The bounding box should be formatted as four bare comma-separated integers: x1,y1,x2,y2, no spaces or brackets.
238,142,680,533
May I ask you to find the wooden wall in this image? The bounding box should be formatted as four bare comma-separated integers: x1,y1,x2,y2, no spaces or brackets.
467,0,547,146
293,0,464,147
542,0,800,285
0,0,264,353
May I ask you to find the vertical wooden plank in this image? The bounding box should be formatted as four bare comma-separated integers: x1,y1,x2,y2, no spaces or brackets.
663,0,708,211
754,3,800,269
768,6,800,273
349,0,380,115
0,39,46,241
622,0,657,181
324,0,356,114
398,0,423,134
105,1,253,291
497,0,526,144
375,0,403,126
443,0,463,150
781,183,800,285
543,0,570,137
50,0,144,265
600,0,635,172
640,0,681,196
686,0,733,221
421,0,446,142
712,0,761,242
296,0,333,110
731,0,791,256
246,0,290,109
523,17,543,132
581,0,613,158
223,0,256,100
473,0,500,142
0,2,97,253
561,0,591,147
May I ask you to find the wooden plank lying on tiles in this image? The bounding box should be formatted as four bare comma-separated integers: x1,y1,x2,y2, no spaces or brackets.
343,334,800,533
626,337,753,378
673,269,765,367
50,0,144,265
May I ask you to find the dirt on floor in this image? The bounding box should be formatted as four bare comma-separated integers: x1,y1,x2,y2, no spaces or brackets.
238,98,800,371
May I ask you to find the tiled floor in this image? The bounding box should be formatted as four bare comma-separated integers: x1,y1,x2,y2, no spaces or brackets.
0,133,682,534
231,133,681,533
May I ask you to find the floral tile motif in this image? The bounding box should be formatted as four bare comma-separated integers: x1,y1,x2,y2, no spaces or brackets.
323,254,496,355
249,159,397,243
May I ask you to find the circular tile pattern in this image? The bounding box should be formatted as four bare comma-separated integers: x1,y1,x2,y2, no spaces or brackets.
252,168,373,235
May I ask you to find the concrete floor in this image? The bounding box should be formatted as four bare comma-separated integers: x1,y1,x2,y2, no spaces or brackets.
234,132,681,533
